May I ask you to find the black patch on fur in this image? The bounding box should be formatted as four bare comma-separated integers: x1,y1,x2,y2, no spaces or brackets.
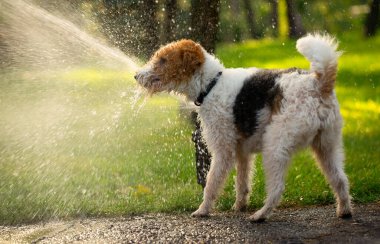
233,68,303,137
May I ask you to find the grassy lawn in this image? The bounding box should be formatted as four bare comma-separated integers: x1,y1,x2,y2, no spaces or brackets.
1,34,379,225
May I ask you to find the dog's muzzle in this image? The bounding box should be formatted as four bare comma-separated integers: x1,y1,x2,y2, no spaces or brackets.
134,70,162,92
134,69,149,87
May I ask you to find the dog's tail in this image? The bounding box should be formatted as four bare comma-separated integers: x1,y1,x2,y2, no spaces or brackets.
296,33,342,96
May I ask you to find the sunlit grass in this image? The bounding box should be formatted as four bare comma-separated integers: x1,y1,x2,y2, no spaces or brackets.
1,34,379,225
61,68,134,86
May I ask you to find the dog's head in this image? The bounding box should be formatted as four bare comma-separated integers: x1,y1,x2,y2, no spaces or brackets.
134,39,205,94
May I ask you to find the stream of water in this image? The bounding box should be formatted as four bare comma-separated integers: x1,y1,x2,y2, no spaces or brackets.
0,0,178,223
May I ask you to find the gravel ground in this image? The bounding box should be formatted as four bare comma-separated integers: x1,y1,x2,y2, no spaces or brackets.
1,203,379,243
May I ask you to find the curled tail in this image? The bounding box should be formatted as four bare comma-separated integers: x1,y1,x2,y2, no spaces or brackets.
296,33,342,96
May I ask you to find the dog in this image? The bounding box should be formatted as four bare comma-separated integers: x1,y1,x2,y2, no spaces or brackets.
134,34,352,222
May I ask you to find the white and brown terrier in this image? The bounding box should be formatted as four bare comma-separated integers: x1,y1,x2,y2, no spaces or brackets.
135,34,352,222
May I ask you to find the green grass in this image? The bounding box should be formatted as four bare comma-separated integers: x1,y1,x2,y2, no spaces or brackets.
1,34,379,225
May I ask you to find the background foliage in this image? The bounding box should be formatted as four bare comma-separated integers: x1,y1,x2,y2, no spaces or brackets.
29,0,379,58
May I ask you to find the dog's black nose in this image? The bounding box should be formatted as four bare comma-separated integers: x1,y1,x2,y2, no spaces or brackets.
134,74,138,80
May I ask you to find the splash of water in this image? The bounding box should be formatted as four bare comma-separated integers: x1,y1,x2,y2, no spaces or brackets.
0,0,142,154
0,0,194,225
1,0,139,71
0,0,176,224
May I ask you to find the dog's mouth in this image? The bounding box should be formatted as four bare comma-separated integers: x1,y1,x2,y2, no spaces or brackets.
134,72,163,93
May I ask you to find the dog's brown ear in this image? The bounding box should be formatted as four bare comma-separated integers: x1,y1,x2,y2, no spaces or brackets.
178,40,205,75
183,50,203,70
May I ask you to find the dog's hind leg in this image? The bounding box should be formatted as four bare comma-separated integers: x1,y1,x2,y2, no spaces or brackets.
233,145,254,212
312,127,352,218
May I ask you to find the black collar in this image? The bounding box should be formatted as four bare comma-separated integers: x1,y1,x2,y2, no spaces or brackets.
194,71,222,106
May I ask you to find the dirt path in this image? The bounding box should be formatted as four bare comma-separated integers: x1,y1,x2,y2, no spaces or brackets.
1,203,379,243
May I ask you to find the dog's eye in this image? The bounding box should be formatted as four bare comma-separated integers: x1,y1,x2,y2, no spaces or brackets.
152,77,160,83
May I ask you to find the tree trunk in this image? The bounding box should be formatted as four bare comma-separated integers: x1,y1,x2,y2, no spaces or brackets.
230,0,240,14
164,0,177,43
100,0,159,59
269,0,279,37
190,0,220,53
137,0,160,58
189,0,220,189
229,0,242,42
365,0,380,37
242,0,260,39
285,0,305,39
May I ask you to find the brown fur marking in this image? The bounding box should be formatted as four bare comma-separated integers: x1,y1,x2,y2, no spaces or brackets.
150,39,205,86
321,62,337,97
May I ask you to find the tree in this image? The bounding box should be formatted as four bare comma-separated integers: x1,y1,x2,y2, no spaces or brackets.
164,0,177,43
229,0,242,42
187,0,221,189
242,0,260,39
136,0,160,58
269,0,279,37
365,0,380,37
99,0,159,59
190,0,220,53
285,0,305,38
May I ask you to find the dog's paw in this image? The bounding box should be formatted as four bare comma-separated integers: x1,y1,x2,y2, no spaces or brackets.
337,202,353,219
232,202,247,212
338,212,352,219
249,210,267,223
337,207,353,219
191,208,210,218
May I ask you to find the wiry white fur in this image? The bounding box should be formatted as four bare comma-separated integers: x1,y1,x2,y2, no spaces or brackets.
296,33,341,75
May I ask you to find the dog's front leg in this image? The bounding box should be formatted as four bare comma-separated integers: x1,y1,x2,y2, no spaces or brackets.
191,148,235,217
